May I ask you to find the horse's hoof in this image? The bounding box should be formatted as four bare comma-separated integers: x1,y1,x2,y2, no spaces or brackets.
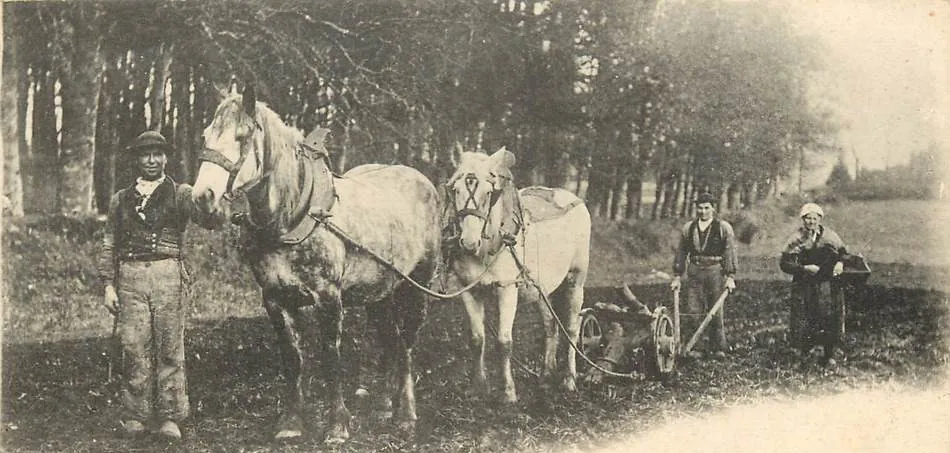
274,413,304,441
324,425,349,445
464,387,487,402
561,378,578,392
354,387,370,398
374,396,394,419
395,420,416,436
274,429,303,441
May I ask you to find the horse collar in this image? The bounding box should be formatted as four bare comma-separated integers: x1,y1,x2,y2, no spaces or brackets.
276,148,337,245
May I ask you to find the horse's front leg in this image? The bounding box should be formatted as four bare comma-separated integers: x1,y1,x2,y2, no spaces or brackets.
496,284,519,404
314,284,350,444
262,290,309,440
460,291,489,399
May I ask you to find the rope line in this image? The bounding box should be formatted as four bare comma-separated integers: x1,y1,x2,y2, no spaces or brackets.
504,244,641,381
320,217,502,300
319,215,648,381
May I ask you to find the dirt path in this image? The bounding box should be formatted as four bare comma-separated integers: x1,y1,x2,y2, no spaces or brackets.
597,385,950,453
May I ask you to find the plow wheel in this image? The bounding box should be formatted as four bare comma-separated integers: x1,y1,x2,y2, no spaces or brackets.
578,310,603,373
645,307,677,379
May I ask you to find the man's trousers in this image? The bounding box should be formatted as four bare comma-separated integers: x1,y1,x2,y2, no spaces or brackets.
683,264,728,352
116,258,188,423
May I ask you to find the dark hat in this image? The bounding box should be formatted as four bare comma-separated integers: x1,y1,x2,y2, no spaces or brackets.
127,131,173,153
694,192,717,205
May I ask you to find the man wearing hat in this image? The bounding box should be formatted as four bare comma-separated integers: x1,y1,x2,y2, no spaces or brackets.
671,192,738,359
780,202,851,367
96,130,196,440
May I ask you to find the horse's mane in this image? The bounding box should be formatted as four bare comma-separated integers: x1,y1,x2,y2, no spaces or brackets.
216,96,307,226
255,103,305,225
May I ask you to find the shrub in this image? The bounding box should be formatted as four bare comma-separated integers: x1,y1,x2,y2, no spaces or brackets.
2,215,260,342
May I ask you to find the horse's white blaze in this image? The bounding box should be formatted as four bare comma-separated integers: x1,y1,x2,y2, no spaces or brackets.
192,162,231,204
459,216,485,251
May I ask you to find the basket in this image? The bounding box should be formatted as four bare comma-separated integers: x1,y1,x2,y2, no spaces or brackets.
838,254,871,285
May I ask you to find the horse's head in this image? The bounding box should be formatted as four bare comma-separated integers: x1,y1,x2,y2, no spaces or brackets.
192,87,269,227
445,147,516,253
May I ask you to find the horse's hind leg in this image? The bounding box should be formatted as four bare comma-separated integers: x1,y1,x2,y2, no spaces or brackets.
533,284,559,388
558,268,587,392
390,283,427,432
364,301,395,418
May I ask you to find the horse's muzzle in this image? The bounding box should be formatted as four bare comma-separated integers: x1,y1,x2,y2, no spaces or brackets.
192,187,229,230
458,236,481,253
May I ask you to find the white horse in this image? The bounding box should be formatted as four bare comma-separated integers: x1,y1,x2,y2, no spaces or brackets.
443,148,591,402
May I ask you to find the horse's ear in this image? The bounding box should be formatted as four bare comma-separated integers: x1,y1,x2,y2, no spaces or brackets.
211,82,228,101
489,146,516,171
243,84,257,116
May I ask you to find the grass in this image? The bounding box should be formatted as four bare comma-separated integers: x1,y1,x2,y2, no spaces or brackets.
2,198,949,452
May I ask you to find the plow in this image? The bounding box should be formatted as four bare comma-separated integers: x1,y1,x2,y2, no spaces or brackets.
578,256,871,384
578,284,679,383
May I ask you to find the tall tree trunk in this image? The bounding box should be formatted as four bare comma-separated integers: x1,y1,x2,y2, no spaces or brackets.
149,43,173,132
586,165,607,218
624,166,642,220
126,49,149,140
725,182,741,212
679,165,695,217
651,175,664,220
171,63,194,182
663,173,680,218
609,171,625,221
2,9,24,216
58,5,104,214
94,63,116,213
32,71,59,214
337,117,351,173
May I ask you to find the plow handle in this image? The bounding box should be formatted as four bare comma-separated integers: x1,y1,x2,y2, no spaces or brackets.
682,289,730,354
672,288,681,355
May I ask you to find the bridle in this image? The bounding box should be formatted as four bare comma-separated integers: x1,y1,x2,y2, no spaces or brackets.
198,118,268,201
447,172,507,242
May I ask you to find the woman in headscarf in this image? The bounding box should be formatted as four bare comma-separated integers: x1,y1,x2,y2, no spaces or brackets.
780,203,852,367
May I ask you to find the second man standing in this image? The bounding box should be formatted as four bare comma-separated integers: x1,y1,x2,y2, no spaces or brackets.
670,192,738,359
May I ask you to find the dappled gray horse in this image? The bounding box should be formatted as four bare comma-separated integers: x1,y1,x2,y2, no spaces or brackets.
191,88,441,443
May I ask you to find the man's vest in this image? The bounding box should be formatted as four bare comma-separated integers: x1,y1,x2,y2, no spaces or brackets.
115,178,186,261
687,219,726,257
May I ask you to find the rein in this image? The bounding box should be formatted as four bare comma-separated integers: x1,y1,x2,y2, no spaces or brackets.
502,242,642,381
319,219,506,300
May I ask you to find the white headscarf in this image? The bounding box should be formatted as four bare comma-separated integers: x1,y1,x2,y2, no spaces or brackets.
799,203,824,218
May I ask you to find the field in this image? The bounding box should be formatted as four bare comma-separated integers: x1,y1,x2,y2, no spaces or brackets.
2,199,949,452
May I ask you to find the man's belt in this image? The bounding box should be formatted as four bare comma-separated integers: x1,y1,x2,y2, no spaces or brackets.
120,252,177,263
689,255,722,265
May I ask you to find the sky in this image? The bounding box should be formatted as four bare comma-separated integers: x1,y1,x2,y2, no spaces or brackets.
779,0,950,170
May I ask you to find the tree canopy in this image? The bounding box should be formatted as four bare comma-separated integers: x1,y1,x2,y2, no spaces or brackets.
3,0,837,218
